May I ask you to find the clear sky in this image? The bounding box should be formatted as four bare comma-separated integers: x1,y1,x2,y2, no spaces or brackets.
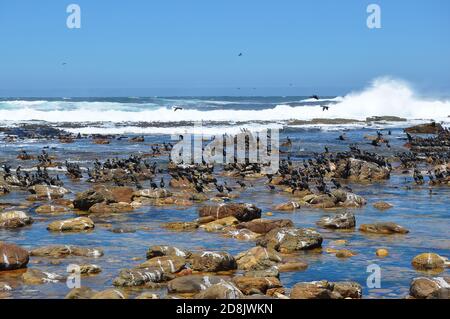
0,0,449,97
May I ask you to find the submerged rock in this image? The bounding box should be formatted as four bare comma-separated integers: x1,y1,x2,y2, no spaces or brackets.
47,217,95,232
22,268,65,285
359,222,409,234
35,205,69,214
257,227,323,253
198,203,261,222
373,201,394,210
316,212,356,229
0,242,29,271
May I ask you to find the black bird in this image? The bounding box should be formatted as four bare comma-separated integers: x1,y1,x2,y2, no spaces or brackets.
173,107,183,112
310,95,320,100
224,182,233,193
159,177,165,188
238,53,243,56
322,105,329,111
237,180,246,188
267,184,275,191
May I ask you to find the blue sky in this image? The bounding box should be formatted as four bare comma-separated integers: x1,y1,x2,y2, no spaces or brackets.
0,0,449,96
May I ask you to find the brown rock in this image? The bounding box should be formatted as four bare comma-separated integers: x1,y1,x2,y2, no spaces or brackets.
146,245,191,259
195,281,243,299
232,276,282,295
91,289,128,299
65,287,97,299
47,217,95,232
30,245,103,258
235,246,282,271
0,211,33,229
237,219,294,234
359,222,409,234
192,251,237,272
257,227,323,253
373,202,393,210
405,122,444,134
0,242,29,271
412,253,447,271
198,203,261,222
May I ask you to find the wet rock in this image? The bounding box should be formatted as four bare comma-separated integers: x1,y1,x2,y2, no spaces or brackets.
333,158,390,181
195,281,244,299
257,227,323,253
409,277,450,299
200,216,239,232
65,287,97,299
136,292,160,299
22,268,65,285
146,245,191,260
405,122,444,134
232,276,282,295
359,222,409,234
35,205,68,214
163,221,199,231
133,188,172,199
52,199,74,207
274,202,300,211
113,268,168,287
192,251,237,272
290,280,362,299
47,217,95,232
235,247,282,271
376,248,389,257
72,264,102,275
0,211,33,229
301,190,366,208
373,202,393,210
316,212,356,229
138,256,186,273
276,261,308,272
0,242,29,271
198,203,261,222
335,249,357,258
167,275,225,294
109,226,136,233
169,177,195,189
109,187,134,203
30,245,103,258
73,186,116,211
91,289,128,299
224,228,261,241
236,219,294,234
88,202,134,214
28,185,69,200
411,253,448,271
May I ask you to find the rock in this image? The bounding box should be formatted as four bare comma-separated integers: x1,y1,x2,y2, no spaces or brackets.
22,269,65,285
138,256,186,273
88,202,133,214
73,186,116,211
359,222,409,234
405,122,444,134
109,226,136,233
373,202,393,210
200,216,239,232
73,264,102,275
167,275,225,294
376,248,389,257
169,177,194,189
0,242,29,271
47,217,95,232
410,277,450,299
65,287,97,299
290,281,362,299
195,281,244,299
146,245,191,260
333,158,390,181
0,211,33,229
91,289,128,299
276,261,308,272
198,203,261,222
257,227,323,253
330,189,367,208
110,187,134,203
35,205,68,214
329,239,348,246
0,282,12,291
274,202,300,211
224,228,261,241
163,221,199,231
192,251,237,272
30,245,103,258
235,247,282,271
316,212,356,229
136,292,160,299
244,267,280,278
113,268,168,287
236,219,294,234
335,249,357,258
133,188,172,199
28,185,69,200
232,276,282,295
412,253,448,271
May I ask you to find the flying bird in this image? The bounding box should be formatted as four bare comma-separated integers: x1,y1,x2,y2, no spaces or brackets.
238,53,243,56
310,95,320,100
173,106,183,112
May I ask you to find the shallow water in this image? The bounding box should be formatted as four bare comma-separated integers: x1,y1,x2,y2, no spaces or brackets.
0,126,449,299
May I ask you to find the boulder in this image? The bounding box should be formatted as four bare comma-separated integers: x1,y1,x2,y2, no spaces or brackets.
277,261,308,272
198,203,261,222
411,253,448,271
405,122,444,134
333,158,390,181
0,211,33,229
73,186,116,211
169,177,194,189
373,202,393,210
30,245,103,258
146,245,191,260
88,202,133,214
236,219,294,234
274,202,300,211
113,268,168,287
224,228,261,241
22,268,65,285
0,242,29,271
91,289,128,299
232,276,282,295
167,275,225,294
133,188,172,199
163,221,199,231
410,277,450,299
109,187,134,203
74,264,102,275
47,217,95,232
192,251,237,272
137,256,186,273
65,287,97,299
290,280,362,299
35,205,68,214
200,216,239,232
28,185,69,200
257,227,323,253
235,246,282,271
359,222,409,234
195,281,244,299
316,212,356,229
